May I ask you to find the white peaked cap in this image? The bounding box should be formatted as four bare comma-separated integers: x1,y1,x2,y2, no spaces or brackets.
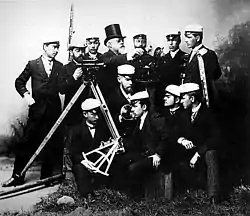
179,83,200,94
165,85,180,97
81,98,101,111
117,64,135,75
185,24,203,33
68,34,86,49
130,90,149,101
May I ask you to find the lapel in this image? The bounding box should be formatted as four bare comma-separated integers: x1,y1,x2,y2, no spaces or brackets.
36,56,48,78
81,121,94,145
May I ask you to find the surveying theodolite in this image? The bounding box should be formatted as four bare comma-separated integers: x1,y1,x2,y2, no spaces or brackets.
0,60,123,199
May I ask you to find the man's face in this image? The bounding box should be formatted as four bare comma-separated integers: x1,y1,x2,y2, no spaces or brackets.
131,100,145,118
163,92,175,107
181,94,193,109
166,36,180,52
118,75,133,94
184,33,199,49
44,43,59,58
109,38,125,54
83,108,100,125
133,38,147,49
71,47,85,63
87,39,100,54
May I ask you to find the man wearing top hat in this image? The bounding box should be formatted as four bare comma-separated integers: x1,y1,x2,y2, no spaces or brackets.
100,24,144,95
176,83,221,204
2,39,64,187
155,30,188,108
69,98,111,201
58,35,87,126
183,24,221,107
120,90,173,196
83,36,102,60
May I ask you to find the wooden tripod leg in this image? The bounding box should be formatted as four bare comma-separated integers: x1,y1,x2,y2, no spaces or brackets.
20,82,88,177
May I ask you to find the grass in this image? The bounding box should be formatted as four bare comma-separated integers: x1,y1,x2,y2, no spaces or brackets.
2,172,248,216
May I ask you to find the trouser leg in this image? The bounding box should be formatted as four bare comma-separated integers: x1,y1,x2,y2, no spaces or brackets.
205,150,220,198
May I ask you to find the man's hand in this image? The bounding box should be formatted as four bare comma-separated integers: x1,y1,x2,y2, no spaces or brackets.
127,48,144,60
190,152,200,168
24,92,35,106
149,154,161,168
73,67,83,80
81,159,95,173
178,137,195,149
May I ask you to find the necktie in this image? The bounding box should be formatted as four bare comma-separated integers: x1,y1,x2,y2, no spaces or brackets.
47,60,52,76
191,111,197,123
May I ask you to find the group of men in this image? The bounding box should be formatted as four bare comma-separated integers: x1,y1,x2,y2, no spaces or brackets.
1,23,222,205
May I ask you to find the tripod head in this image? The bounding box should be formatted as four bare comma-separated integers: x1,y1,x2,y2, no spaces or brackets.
79,60,105,82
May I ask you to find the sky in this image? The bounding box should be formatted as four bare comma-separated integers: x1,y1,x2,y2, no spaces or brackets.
0,0,250,136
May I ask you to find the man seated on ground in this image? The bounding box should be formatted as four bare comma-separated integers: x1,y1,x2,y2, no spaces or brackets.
69,98,111,202
117,90,173,197
176,83,221,204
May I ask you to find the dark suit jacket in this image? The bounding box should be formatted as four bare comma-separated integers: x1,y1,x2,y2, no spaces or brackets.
58,61,88,125
69,120,111,165
99,50,128,92
178,104,221,156
107,86,129,119
184,45,222,102
15,56,62,121
158,49,188,86
123,112,173,160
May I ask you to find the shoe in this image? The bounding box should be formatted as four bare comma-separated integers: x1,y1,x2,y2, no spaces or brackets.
2,174,24,187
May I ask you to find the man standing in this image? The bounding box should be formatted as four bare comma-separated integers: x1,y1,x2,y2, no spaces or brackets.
108,64,135,121
69,98,111,200
83,36,102,60
156,30,188,108
131,34,155,81
177,83,221,204
2,39,63,187
58,36,86,126
184,24,222,107
100,24,144,95
159,30,188,86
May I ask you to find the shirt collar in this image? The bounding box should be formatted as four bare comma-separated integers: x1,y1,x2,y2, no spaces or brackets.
170,49,179,58
170,106,180,113
139,111,148,129
192,44,203,53
88,52,98,59
86,121,96,129
192,103,201,113
42,55,53,62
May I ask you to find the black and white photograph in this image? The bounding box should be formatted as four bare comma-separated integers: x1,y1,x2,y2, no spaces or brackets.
0,0,250,215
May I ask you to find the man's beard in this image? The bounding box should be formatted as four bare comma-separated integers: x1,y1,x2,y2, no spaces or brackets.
118,46,126,54
73,55,84,63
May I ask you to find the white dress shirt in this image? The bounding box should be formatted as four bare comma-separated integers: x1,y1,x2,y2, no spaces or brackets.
170,49,180,58
139,111,148,130
86,121,96,138
42,55,53,76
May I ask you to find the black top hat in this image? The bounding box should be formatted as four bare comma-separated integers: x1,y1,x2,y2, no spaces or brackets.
104,24,126,45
